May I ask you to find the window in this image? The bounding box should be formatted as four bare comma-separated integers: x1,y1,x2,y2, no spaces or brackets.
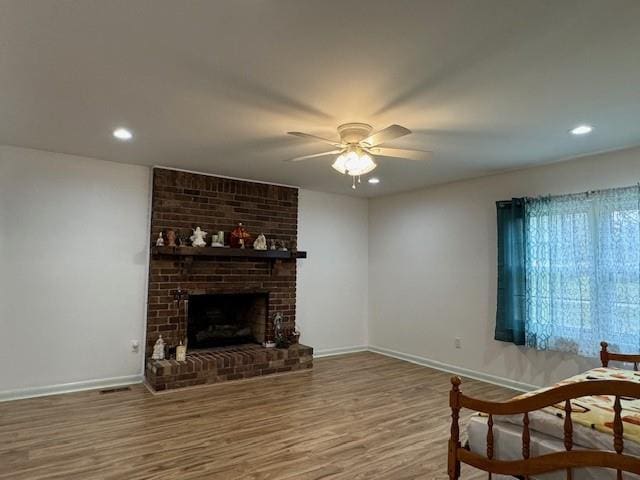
496,186,640,357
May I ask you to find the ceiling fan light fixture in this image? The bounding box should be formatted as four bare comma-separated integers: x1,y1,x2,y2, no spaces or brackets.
332,148,377,176
286,123,427,189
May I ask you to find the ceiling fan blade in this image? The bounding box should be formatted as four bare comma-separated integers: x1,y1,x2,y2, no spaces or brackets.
287,131,343,147
286,150,342,162
366,147,431,161
361,124,411,147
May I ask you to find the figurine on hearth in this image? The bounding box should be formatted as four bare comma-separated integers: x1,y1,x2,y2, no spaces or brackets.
288,327,301,344
273,312,289,348
253,233,267,250
230,222,251,248
190,227,208,247
152,335,165,360
155,232,164,247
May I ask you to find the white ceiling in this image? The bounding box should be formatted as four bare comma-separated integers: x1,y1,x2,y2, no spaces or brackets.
1,0,639,197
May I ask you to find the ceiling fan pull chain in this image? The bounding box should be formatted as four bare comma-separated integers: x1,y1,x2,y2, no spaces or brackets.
352,177,356,189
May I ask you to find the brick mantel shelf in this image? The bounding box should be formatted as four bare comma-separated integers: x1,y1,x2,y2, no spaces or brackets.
151,246,307,259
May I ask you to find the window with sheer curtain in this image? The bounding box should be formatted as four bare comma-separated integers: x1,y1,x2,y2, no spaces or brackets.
524,186,640,357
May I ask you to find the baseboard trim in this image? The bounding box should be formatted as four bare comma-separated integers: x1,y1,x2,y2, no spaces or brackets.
367,345,538,393
0,375,144,403
314,345,369,358
0,347,537,402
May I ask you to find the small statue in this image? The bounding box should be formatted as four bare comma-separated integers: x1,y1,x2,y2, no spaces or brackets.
152,335,165,360
230,222,251,249
166,229,177,247
210,233,223,247
279,240,288,251
176,340,187,362
273,313,289,348
269,239,277,251
155,232,164,247
253,233,267,250
190,227,208,247
289,327,301,344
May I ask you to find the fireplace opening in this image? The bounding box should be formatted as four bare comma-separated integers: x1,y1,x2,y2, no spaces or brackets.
187,293,268,349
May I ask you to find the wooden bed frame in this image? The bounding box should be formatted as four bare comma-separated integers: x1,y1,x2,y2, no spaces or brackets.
601,341,640,371
447,342,640,479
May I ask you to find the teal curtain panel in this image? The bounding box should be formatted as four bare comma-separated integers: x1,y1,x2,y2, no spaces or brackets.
495,198,526,345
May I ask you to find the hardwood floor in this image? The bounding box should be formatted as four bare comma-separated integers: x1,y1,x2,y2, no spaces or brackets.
0,352,514,480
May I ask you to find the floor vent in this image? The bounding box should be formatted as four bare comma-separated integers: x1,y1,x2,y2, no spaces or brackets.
100,386,131,394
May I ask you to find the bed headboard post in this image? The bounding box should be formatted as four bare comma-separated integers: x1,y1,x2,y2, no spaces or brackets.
448,376,462,480
601,341,610,367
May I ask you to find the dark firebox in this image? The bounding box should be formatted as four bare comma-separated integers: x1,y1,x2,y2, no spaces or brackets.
187,293,267,349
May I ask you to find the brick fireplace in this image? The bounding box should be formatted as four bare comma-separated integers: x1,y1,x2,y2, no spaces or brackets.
145,168,312,391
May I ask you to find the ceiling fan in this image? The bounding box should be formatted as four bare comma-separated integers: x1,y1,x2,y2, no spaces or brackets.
287,122,431,189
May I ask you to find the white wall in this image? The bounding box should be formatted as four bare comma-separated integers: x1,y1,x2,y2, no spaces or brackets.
0,147,369,398
0,146,151,397
297,190,369,354
4,141,638,398
369,146,640,389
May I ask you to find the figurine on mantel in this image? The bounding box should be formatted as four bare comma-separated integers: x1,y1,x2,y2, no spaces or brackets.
155,232,164,247
190,227,208,247
253,233,267,250
166,229,177,247
210,233,224,248
230,222,251,249
152,335,165,360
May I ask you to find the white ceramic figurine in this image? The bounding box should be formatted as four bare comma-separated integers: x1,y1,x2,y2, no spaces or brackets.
190,227,207,247
152,335,165,360
254,233,267,250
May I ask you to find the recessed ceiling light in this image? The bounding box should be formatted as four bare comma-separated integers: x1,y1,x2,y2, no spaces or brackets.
368,177,380,184
113,127,133,141
570,124,593,135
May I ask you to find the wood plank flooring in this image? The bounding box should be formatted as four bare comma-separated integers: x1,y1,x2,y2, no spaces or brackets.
0,352,514,479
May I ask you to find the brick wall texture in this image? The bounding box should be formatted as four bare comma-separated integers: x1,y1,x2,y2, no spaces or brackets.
146,168,299,356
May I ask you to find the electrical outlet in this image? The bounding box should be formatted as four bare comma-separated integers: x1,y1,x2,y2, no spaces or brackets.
455,337,462,349
131,340,140,353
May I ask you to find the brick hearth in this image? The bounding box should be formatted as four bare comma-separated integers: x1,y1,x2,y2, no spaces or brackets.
145,168,312,391
146,344,313,391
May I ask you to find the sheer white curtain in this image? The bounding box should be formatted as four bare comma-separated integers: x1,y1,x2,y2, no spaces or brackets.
525,186,640,357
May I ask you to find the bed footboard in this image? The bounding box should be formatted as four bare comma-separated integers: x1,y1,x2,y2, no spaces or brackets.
447,376,640,479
